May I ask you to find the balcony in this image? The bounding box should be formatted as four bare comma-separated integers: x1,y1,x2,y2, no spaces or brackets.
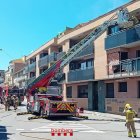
24,66,29,73
26,76,36,85
49,52,57,63
28,62,36,72
14,75,27,82
68,67,94,82
57,52,66,60
105,24,140,50
38,55,49,67
74,43,93,59
107,57,140,78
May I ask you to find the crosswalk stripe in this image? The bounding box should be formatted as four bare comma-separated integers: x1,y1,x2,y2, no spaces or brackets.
80,130,105,133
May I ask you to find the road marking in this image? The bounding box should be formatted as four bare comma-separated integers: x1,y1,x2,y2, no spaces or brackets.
31,122,104,134
16,128,25,131
0,132,14,134
80,130,105,133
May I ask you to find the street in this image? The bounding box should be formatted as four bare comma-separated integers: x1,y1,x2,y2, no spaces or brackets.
0,100,140,140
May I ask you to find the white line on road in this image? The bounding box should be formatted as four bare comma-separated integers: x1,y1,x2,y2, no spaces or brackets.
79,130,105,133
16,128,25,131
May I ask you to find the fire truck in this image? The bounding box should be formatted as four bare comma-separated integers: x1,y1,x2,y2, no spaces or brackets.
0,86,25,105
26,8,134,117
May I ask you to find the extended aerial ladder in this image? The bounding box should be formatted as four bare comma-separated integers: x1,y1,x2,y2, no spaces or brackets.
27,8,133,93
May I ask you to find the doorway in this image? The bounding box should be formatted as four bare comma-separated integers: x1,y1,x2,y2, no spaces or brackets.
138,81,140,98
93,82,98,110
106,83,114,98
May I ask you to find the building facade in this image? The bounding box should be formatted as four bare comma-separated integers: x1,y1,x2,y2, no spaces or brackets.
13,68,27,88
25,0,140,115
0,70,5,84
5,58,26,87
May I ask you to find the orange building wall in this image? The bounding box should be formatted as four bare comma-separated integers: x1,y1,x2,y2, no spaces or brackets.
94,32,108,80
114,78,139,98
66,82,89,109
105,98,140,117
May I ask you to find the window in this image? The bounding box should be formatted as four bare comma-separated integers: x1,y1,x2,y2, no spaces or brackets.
120,52,128,60
40,53,48,58
106,83,114,98
81,62,86,70
58,47,62,52
118,82,127,92
30,72,35,78
87,59,93,68
30,58,36,64
136,50,140,57
66,86,72,98
78,85,88,98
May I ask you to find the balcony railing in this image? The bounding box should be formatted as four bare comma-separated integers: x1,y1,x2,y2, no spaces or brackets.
74,43,93,58
26,76,36,85
24,66,29,73
49,52,57,63
107,57,140,78
68,67,94,82
38,55,49,67
57,52,66,60
28,62,36,72
105,24,140,50
14,75,27,82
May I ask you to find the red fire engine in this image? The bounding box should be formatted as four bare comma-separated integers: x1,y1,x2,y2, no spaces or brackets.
26,60,77,116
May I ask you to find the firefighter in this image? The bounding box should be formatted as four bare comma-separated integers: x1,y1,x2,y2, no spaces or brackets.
4,95,11,111
12,95,19,110
124,105,137,137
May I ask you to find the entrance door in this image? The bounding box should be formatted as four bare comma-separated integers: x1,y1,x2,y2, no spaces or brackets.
106,83,114,98
138,81,140,98
93,82,98,110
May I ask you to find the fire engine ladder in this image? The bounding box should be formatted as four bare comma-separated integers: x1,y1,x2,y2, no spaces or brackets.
28,8,132,89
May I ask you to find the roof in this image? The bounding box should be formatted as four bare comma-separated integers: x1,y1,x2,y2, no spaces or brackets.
9,58,24,64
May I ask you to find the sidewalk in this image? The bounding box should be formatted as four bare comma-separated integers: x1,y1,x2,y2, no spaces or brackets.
81,110,140,123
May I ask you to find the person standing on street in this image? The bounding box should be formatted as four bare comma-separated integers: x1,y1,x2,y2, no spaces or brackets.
4,95,11,111
12,95,19,110
124,104,137,137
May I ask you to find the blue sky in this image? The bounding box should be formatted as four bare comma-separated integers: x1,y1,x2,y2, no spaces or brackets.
0,0,130,70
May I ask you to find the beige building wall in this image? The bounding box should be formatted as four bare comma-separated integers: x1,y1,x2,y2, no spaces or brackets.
105,77,140,116
63,40,70,83
36,54,40,77
66,82,88,109
94,32,108,79
105,98,140,117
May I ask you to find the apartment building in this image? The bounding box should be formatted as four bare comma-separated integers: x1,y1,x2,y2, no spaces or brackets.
5,58,26,86
92,1,140,115
25,0,140,114
13,68,27,88
0,70,5,84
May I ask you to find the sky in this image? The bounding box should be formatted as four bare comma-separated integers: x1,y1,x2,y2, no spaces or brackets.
0,0,130,70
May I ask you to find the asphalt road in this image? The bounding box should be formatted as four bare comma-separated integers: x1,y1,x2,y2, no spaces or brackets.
0,100,140,140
